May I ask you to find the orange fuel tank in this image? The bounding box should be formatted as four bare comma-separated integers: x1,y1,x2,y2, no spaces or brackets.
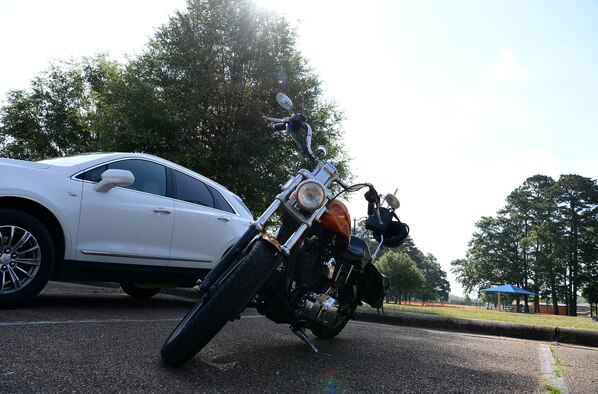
319,200,351,252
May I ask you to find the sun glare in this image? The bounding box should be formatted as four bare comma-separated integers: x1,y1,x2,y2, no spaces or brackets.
252,0,296,16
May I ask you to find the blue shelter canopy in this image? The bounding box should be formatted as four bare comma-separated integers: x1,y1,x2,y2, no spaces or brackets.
481,284,536,296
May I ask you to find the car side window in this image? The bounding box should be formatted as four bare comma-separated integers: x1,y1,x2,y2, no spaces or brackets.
174,170,214,208
207,185,235,214
78,159,167,197
173,171,236,213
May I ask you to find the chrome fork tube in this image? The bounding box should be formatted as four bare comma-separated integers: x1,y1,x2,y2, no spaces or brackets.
254,200,281,231
280,223,308,255
280,204,328,255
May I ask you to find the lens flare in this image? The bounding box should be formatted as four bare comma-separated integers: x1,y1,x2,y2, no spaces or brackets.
324,371,338,394
277,72,288,89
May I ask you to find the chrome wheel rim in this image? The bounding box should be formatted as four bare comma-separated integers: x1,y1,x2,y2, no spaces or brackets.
0,225,42,295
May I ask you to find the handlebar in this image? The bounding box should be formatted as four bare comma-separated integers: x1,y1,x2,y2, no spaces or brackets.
264,114,316,163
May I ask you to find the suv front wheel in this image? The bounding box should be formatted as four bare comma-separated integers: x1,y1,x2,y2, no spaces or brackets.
0,209,55,308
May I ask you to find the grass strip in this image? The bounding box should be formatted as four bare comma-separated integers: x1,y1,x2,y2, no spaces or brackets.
375,303,598,331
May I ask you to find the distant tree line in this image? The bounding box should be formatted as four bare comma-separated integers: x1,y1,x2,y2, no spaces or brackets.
354,218,451,304
378,237,451,304
0,0,349,214
451,174,598,316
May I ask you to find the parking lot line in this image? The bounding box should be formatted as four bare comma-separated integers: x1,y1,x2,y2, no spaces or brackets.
0,318,181,327
0,314,265,327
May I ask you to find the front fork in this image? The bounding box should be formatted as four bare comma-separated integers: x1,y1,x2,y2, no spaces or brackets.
197,174,328,297
196,223,261,297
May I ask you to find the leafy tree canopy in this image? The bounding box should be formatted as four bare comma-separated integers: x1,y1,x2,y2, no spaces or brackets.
0,0,349,214
376,250,425,304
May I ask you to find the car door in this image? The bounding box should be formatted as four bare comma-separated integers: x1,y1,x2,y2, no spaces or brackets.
76,159,174,267
168,170,239,269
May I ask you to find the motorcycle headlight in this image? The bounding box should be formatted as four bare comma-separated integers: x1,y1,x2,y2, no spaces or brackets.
296,180,326,211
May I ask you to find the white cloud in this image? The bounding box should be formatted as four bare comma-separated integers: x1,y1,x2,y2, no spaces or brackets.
482,48,529,89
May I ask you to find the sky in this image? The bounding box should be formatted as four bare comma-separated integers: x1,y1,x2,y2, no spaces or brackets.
1,0,598,296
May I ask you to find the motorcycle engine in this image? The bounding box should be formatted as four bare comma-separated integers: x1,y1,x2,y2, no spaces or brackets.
292,238,351,329
256,234,352,329
293,237,325,287
299,292,341,328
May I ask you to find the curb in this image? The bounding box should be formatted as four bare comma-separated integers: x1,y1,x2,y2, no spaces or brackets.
353,309,598,348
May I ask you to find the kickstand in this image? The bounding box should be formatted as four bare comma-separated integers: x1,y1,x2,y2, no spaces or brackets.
290,326,329,356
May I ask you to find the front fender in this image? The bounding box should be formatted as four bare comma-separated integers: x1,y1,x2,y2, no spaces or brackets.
258,233,283,253
0,189,80,260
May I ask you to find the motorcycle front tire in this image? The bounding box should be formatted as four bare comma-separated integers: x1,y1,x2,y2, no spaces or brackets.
160,240,277,366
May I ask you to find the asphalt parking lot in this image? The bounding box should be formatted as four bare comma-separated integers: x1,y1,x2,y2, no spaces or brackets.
1,282,596,393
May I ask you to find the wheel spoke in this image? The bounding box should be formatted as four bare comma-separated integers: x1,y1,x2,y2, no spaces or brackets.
15,266,34,279
6,226,16,248
7,266,22,290
13,231,32,251
17,244,40,255
0,224,43,296
13,258,41,266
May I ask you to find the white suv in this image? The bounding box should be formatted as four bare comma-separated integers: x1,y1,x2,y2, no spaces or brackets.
0,152,254,307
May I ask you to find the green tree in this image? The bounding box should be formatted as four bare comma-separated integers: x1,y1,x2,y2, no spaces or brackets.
452,214,524,293
353,219,450,302
582,281,598,317
452,174,598,316
398,236,426,266
504,175,558,312
376,251,425,304
394,237,450,301
104,0,349,213
554,175,598,316
418,253,450,302
0,0,349,214
450,257,480,295
0,57,117,159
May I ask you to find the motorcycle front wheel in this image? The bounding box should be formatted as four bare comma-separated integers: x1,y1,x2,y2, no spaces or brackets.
160,240,277,366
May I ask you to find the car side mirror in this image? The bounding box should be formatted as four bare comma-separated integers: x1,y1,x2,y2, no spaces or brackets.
94,169,135,193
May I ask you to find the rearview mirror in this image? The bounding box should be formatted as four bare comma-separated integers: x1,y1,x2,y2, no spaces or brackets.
384,194,401,210
94,169,135,192
276,93,293,112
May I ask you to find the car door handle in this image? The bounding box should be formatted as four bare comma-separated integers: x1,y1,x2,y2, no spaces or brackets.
217,216,231,222
153,208,172,214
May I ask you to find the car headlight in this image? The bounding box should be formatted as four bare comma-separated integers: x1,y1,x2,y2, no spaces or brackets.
296,180,326,211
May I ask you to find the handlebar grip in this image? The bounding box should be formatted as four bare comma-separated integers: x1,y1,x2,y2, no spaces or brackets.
273,123,287,131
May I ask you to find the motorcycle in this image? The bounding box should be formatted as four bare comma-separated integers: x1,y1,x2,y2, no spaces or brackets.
160,93,409,366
